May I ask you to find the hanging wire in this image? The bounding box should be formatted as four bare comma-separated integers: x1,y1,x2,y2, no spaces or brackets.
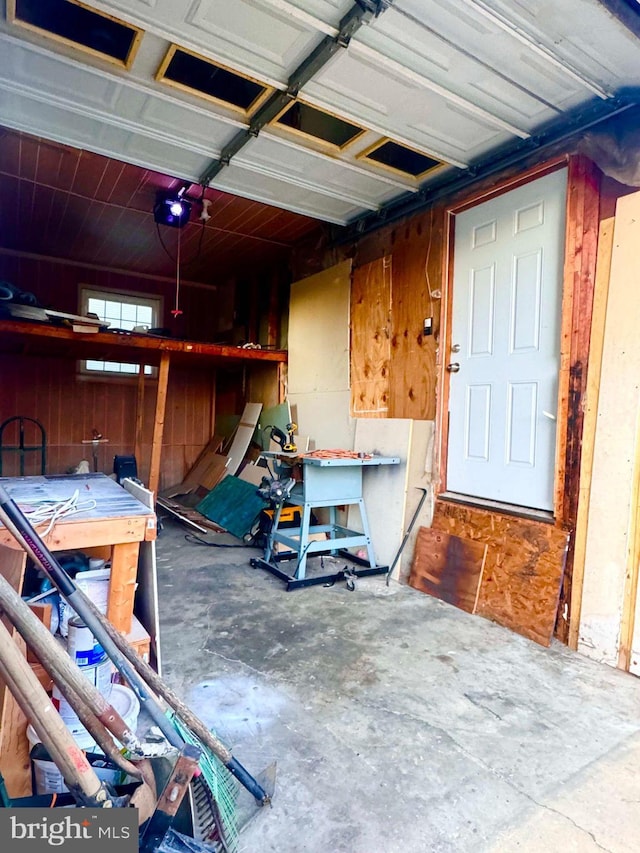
171,225,183,317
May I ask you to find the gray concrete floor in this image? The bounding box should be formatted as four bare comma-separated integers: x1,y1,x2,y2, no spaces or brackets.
155,519,640,853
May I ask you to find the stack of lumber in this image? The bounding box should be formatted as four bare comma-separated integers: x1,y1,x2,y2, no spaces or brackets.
157,402,268,538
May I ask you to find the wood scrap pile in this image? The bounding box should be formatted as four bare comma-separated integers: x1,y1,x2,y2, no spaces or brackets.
157,401,292,539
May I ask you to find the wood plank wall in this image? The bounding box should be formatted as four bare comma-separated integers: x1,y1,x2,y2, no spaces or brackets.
0,353,215,489
0,255,222,489
0,252,223,343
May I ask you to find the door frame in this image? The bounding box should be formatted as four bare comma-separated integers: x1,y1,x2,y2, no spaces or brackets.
434,154,601,639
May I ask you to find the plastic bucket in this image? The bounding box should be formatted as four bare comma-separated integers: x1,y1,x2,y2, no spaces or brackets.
27,684,140,794
51,658,113,725
67,616,106,667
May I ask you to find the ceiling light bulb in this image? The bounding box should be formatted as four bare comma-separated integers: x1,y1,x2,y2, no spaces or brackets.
169,200,184,216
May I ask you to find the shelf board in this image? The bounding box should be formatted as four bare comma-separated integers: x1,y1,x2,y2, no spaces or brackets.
0,318,287,368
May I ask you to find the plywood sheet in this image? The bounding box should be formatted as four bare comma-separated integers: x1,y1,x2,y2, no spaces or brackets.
350,256,391,416
288,260,352,396
224,402,262,476
351,418,412,566
432,501,569,646
409,527,486,613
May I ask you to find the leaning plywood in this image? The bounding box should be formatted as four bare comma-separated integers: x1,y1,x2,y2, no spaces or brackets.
351,418,432,574
432,501,569,646
579,189,640,671
288,261,353,449
409,527,487,614
224,402,262,476
352,418,411,566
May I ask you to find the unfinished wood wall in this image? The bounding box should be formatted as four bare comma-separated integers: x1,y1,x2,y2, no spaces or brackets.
0,252,223,343
352,208,444,421
0,354,215,489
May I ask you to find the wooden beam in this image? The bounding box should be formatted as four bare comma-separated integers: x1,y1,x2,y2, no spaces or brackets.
148,352,170,498
568,213,615,649
555,155,601,642
134,366,146,468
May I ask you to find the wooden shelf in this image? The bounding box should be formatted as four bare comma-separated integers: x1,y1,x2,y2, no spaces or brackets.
0,318,287,369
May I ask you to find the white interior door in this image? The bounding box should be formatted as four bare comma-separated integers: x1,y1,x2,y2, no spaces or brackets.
447,169,567,511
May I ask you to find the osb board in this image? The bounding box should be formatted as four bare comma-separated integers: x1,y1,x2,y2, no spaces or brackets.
409,527,486,614
350,256,391,416
432,501,569,646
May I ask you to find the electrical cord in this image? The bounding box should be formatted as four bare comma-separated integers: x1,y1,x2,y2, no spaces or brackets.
184,533,258,549
20,490,97,537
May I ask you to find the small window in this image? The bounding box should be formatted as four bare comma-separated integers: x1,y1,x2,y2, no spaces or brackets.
80,288,161,377
8,0,143,69
274,101,364,149
360,139,442,178
156,45,271,115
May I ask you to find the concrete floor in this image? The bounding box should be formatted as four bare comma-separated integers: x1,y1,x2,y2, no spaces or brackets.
155,519,640,853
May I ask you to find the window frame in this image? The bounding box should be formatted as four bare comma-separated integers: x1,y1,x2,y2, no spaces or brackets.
78,286,163,379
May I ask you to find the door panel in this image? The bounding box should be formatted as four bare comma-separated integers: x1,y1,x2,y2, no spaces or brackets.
447,169,567,511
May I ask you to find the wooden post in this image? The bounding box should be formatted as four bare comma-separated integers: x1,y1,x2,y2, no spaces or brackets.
554,155,601,643
568,213,615,649
148,352,170,498
134,365,146,467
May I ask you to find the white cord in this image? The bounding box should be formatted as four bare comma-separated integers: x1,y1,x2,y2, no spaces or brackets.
21,490,97,537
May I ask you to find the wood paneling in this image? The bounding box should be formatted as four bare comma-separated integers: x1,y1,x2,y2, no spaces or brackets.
350,256,391,416
0,128,322,284
432,500,569,647
409,527,486,613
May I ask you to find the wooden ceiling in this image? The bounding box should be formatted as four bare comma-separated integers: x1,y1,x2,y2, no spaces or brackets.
0,127,325,285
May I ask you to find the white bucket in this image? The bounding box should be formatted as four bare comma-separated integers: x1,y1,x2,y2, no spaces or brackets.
52,658,113,725
28,684,140,795
67,617,106,667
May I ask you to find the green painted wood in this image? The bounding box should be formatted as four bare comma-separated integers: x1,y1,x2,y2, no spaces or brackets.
195,475,267,539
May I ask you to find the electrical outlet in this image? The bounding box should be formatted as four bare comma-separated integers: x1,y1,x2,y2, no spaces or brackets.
423,317,433,336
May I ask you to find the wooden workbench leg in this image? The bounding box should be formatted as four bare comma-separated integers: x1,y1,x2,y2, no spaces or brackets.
148,352,171,497
106,542,140,634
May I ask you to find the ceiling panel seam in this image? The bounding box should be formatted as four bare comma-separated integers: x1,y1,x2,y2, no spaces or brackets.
455,0,611,98
347,41,530,138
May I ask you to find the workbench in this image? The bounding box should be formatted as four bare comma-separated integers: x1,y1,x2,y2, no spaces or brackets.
0,473,156,797
251,453,400,590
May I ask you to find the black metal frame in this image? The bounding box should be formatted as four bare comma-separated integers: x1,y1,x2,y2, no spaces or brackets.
250,549,388,591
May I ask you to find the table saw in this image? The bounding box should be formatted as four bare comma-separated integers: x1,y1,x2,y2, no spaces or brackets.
250,451,400,590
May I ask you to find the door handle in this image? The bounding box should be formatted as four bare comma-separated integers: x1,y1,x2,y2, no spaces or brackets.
446,362,460,373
